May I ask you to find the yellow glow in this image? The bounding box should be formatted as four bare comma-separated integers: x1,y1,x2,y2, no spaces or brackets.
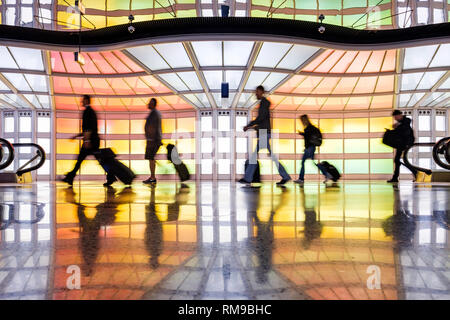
80,160,107,175
56,160,76,175
344,118,369,133
162,119,176,134
176,139,196,154
370,117,392,132
56,139,80,154
320,118,343,133
177,118,195,133
272,139,295,154
106,120,129,134
130,140,146,154
370,138,393,153
320,139,343,154
130,119,145,134
272,118,295,133
56,118,79,133
106,140,130,154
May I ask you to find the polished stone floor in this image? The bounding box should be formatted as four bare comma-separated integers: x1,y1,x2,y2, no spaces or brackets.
0,181,448,300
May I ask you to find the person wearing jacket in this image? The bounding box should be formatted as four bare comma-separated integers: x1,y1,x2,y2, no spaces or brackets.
238,85,291,186
294,114,329,185
388,110,417,183
62,95,115,187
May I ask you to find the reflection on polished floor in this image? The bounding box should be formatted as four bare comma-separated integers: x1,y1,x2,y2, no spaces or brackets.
0,181,448,300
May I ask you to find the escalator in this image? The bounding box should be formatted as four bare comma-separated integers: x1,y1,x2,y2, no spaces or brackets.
0,138,46,183
403,137,450,182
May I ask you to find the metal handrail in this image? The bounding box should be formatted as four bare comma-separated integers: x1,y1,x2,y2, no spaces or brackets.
0,138,15,170
432,137,450,171
12,143,46,176
403,137,450,174
402,143,434,175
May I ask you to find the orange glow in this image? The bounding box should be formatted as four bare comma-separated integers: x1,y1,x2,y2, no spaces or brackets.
302,50,333,72
333,77,358,94
52,76,73,94
345,96,371,109
86,52,116,74
71,78,96,95
56,118,79,133
106,78,135,95
54,96,80,110
375,75,394,93
315,50,346,73
163,96,193,110
381,50,396,72
106,120,129,134
276,75,306,93
370,95,393,109
353,76,377,94
51,50,144,74
330,51,358,73
346,51,371,73
321,97,349,110
294,76,323,94
124,77,154,94
364,51,386,73
299,97,326,110
313,77,340,94
141,76,172,93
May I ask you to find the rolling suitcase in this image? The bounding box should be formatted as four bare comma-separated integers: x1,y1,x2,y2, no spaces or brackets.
96,148,136,185
166,144,190,182
244,159,261,183
319,161,340,182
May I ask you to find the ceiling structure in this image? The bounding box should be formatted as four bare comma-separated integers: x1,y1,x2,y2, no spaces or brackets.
1,1,449,31
0,39,449,111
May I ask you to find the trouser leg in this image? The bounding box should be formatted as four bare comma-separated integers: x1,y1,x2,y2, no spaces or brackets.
299,154,308,180
67,147,90,179
244,144,259,182
392,148,402,180
266,139,290,180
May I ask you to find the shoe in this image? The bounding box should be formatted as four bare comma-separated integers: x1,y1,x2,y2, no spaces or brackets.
143,178,157,184
103,180,115,187
387,178,399,183
294,179,304,184
276,178,291,185
62,175,73,186
238,178,251,185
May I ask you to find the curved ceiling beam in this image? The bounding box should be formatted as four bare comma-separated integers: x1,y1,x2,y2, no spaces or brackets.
0,18,449,52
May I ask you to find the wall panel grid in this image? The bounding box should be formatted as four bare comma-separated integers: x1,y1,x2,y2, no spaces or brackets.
1,110,53,180
55,110,197,180
227,109,448,180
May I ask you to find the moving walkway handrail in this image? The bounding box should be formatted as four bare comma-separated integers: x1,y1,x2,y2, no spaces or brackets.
403,143,434,175
12,143,46,176
403,137,450,174
0,138,15,171
432,137,450,171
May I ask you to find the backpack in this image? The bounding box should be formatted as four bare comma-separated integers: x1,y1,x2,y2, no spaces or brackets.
309,126,323,147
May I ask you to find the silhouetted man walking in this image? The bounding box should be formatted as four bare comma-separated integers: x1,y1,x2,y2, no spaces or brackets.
238,86,291,186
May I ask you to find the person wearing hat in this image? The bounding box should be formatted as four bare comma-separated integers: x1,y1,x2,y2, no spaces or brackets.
388,110,417,183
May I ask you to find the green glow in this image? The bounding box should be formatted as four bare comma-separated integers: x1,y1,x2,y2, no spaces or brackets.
370,138,392,153
344,139,369,153
370,159,393,174
345,159,369,174
320,139,343,154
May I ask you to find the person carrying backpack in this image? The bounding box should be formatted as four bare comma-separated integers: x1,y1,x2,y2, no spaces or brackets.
294,115,330,185
386,110,417,183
